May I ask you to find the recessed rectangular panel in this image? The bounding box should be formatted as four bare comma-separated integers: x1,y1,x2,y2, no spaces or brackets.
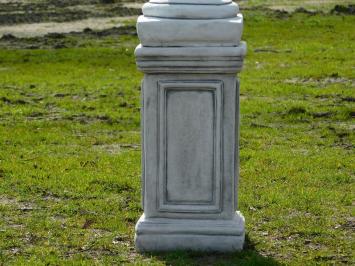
166,89,214,203
158,81,223,213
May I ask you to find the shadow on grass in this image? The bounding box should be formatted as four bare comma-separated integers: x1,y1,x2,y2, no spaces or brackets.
144,234,281,266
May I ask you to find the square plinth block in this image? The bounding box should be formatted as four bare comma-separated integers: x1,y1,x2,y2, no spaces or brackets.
135,212,245,252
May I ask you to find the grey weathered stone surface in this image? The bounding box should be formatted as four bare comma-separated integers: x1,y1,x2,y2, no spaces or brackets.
134,0,246,252
137,14,243,47
135,213,245,252
142,2,239,19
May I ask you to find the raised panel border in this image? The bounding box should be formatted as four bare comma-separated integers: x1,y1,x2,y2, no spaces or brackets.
157,80,223,213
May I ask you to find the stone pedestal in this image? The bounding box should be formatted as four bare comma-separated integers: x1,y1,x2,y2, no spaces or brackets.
134,0,246,252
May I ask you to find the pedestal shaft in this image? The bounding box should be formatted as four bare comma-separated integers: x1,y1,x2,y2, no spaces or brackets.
134,0,246,252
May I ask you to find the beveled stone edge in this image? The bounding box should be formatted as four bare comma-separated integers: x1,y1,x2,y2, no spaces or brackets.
135,211,245,236
136,62,245,74
135,42,247,57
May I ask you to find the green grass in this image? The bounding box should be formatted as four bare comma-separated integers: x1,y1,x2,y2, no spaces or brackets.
0,10,354,265
237,0,355,11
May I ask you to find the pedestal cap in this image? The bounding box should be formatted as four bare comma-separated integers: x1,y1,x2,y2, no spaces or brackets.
143,2,239,19
137,0,243,47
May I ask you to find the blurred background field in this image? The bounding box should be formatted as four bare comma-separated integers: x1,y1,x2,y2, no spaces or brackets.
0,0,354,265
0,0,354,38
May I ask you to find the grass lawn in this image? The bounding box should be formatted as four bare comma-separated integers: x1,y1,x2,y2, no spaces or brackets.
237,0,355,11
0,9,354,265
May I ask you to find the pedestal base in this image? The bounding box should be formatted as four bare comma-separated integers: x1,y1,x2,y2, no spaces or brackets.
135,212,245,252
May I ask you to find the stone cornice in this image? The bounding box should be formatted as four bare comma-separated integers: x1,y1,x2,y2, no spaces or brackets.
135,42,247,74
